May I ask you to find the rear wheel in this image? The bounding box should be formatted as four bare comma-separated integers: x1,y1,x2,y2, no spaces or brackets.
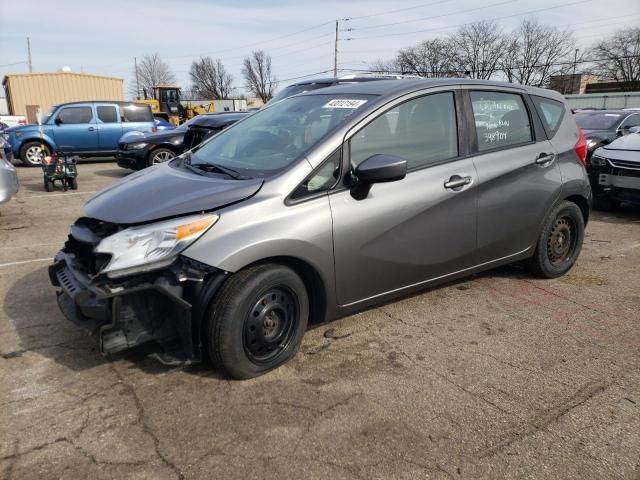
20,141,50,167
147,148,175,167
526,201,584,278
43,177,54,192
205,264,309,379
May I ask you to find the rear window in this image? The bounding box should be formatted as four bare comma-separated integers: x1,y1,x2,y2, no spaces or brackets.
470,91,532,151
531,95,565,138
97,106,118,123
122,105,153,122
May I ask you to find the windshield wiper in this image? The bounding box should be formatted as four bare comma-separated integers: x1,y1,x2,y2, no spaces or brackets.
189,162,246,180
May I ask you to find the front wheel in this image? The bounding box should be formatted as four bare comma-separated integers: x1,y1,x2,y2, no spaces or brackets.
526,201,585,278
20,141,50,167
205,264,309,379
147,148,176,167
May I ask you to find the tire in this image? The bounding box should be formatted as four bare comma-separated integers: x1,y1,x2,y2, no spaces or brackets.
593,196,620,211
44,177,54,192
147,148,176,167
20,141,50,167
205,263,309,379
526,201,585,278
68,178,78,190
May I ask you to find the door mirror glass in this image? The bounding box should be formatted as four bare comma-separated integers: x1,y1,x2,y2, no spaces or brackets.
355,154,407,184
54,117,62,125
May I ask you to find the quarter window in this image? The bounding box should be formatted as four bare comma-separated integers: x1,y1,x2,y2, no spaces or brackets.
531,95,565,137
290,149,341,200
57,107,92,124
97,106,118,123
122,105,153,122
470,91,532,151
350,92,458,170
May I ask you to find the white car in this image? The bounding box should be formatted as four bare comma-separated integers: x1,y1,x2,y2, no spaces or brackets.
0,115,28,128
0,137,19,204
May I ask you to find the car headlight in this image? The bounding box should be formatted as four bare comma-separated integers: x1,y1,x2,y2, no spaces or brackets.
95,214,218,278
129,142,148,150
590,155,607,167
586,138,597,149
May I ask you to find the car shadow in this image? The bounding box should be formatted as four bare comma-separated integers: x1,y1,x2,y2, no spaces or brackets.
590,203,640,225
2,265,225,377
92,168,130,179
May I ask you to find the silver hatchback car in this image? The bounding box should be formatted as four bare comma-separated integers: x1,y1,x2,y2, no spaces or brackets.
50,79,591,378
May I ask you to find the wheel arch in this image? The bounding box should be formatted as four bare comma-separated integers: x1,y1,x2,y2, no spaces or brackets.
20,135,55,155
563,194,590,226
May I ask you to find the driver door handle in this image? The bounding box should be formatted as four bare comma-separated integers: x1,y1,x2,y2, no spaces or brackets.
535,153,555,166
88,126,96,131
444,175,473,190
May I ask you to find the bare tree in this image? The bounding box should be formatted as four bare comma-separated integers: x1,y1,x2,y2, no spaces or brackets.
501,19,576,87
129,53,176,99
395,38,460,77
449,20,508,79
368,58,402,74
242,50,277,103
590,27,640,90
189,57,234,99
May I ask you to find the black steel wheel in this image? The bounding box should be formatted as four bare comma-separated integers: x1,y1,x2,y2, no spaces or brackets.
526,201,584,278
44,177,54,192
205,263,309,379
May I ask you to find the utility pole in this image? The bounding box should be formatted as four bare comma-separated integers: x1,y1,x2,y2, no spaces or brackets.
134,57,141,99
333,20,338,77
572,48,579,94
27,37,32,73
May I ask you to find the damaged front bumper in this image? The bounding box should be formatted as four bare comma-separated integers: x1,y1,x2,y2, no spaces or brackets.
49,252,227,364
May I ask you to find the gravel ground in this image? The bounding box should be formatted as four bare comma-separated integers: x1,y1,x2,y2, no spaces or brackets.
1,160,639,480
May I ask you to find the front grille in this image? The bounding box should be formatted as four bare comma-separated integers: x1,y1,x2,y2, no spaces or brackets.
64,217,119,276
608,158,640,170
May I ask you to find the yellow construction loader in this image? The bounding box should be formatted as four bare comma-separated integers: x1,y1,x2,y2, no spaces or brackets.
136,86,214,126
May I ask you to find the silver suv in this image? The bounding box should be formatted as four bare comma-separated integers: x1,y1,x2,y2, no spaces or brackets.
50,79,591,379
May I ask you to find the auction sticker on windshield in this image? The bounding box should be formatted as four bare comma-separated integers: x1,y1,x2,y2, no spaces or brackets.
323,99,368,109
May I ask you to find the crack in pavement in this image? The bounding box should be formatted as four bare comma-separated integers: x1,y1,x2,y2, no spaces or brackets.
478,381,608,458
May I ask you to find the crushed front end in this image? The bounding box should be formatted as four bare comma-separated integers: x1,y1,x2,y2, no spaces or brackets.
49,216,227,364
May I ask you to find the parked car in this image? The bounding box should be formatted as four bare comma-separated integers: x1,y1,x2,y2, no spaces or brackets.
183,112,250,150
269,72,421,104
0,115,27,128
50,79,591,379
117,113,246,170
573,109,640,160
1,129,13,162
589,126,640,209
6,102,156,166
0,136,19,204
154,118,176,131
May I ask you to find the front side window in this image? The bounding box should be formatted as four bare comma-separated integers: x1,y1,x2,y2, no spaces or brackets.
350,92,458,170
621,114,640,129
190,94,373,177
470,91,532,151
57,106,92,124
97,106,118,123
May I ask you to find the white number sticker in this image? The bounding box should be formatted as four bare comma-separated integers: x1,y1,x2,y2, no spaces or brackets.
323,99,367,109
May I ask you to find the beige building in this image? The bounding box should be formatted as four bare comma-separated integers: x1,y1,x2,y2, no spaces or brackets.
2,72,123,122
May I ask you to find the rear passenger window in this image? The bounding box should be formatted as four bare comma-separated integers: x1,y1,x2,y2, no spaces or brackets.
470,91,532,151
57,107,92,124
122,105,153,122
97,106,118,123
531,95,565,138
350,92,458,170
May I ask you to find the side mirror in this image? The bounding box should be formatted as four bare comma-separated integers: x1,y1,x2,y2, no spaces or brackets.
54,117,62,126
355,154,407,184
350,154,407,200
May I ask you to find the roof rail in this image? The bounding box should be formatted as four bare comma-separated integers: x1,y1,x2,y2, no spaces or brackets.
338,72,423,80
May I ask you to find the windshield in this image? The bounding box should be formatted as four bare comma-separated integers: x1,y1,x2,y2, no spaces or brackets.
190,93,374,177
270,83,333,104
175,117,198,132
574,112,622,130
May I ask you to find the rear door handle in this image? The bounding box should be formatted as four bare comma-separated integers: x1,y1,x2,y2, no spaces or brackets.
444,175,473,190
535,153,555,166
88,126,97,131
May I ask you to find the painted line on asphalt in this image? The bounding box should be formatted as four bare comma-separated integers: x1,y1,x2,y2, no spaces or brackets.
21,191,96,199
0,258,51,268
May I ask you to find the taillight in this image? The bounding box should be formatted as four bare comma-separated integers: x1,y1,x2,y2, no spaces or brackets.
151,126,157,133
574,127,587,167
18,119,27,125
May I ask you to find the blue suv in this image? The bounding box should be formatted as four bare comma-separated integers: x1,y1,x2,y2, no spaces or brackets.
7,101,156,166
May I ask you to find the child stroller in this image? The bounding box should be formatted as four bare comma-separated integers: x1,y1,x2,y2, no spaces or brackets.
42,148,78,192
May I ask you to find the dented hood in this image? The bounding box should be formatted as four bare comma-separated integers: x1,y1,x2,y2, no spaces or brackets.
84,161,263,224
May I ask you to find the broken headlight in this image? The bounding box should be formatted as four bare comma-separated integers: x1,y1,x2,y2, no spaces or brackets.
95,214,218,278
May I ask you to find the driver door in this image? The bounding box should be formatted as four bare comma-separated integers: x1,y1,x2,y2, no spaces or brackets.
329,90,478,306
51,104,97,152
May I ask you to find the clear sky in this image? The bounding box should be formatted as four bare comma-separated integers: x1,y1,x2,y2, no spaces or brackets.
1,0,639,98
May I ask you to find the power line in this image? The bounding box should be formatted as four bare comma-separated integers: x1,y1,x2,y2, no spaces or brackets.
348,0,521,32
350,0,593,40
346,0,452,21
